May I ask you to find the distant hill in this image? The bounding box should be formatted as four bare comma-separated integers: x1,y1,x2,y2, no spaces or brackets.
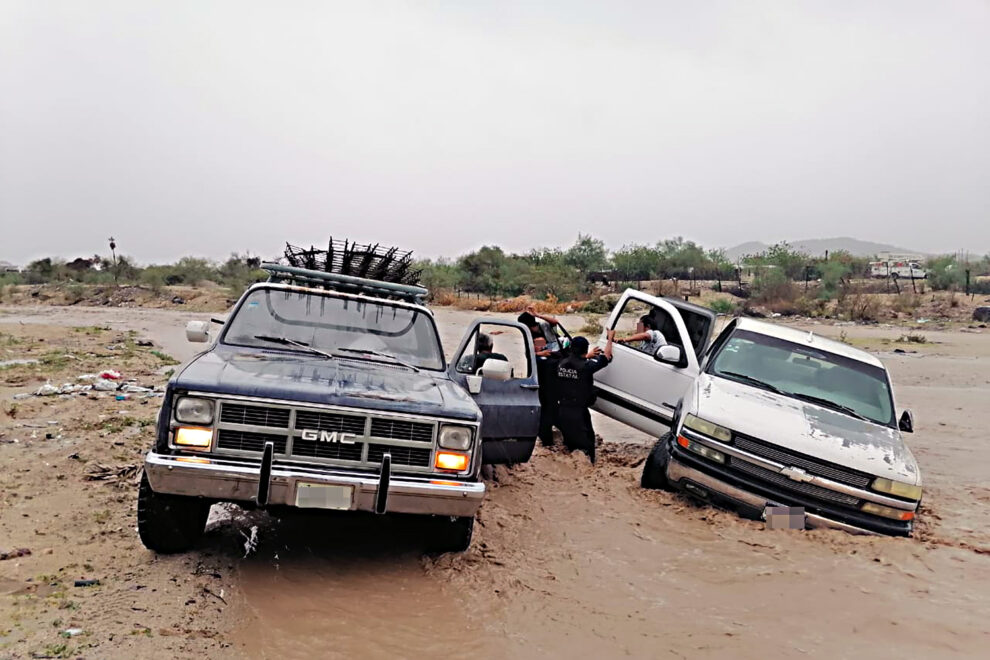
724,237,922,262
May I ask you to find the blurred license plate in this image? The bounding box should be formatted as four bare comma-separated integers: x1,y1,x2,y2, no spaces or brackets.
295,484,353,510
764,505,806,530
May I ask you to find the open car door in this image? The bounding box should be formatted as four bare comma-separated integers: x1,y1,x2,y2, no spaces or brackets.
449,319,541,465
592,290,717,437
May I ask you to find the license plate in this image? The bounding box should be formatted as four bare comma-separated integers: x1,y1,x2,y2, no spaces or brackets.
295,483,354,510
764,505,806,530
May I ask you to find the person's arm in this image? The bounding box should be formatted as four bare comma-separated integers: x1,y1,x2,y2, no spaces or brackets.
615,331,650,344
526,304,559,327
604,329,614,361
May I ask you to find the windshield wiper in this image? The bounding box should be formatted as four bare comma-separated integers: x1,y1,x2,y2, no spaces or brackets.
337,347,420,372
718,371,785,395
253,335,336,360
786,392,871,422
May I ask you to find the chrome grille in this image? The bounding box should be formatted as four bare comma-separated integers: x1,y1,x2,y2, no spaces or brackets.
220,403,290,428
217,429,288,454
367,443,432,467
291,438,364,462
729,458,861,507
370,418,434,442
296,410,366,435
733,434,872,488
213,400,438,472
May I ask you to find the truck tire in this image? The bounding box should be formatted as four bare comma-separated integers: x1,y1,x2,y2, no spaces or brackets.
641,433,675,492
429,516,475,553
137,473,210,553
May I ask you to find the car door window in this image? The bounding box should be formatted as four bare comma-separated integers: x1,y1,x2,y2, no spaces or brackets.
455,323,531,378
610,298,677,355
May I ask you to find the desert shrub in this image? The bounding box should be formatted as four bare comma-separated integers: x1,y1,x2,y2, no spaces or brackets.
581,297,614,314
794,295,829,317
891,293,921,315
578,316,604,336
896,333,927,344
926,255,965,291
837,293,882,322
752,268,797,305
707,298,736,315
65,284,86,304
818,259,852,300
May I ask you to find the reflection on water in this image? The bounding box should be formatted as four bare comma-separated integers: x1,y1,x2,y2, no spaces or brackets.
230,511,492,660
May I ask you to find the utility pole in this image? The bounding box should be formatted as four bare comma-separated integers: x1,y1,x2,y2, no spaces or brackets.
108,237,118,286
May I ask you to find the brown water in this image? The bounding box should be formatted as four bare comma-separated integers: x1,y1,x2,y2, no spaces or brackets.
5,305,990,658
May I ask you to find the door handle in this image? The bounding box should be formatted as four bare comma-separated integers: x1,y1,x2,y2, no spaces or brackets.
520,383,540,390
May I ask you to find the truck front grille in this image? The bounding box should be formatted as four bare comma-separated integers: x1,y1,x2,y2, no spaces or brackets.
729,458,861,507
217,429,288,454
733,434,872,488
212,400,439,473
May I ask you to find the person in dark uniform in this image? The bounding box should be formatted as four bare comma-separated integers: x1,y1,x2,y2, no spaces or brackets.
533,337,564,446
555,330,614,463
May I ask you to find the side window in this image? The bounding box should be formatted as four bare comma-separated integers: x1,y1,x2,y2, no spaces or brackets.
455,323,531,378
610,298,677,355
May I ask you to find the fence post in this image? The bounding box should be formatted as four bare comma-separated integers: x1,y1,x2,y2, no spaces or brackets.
966,269,971,297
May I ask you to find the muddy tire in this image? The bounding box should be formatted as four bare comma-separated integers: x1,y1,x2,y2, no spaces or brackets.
429,516,474,553
137,473,210,554
641,434,675,492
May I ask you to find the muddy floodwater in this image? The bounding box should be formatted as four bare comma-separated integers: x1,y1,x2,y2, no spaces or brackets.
2,304,989,658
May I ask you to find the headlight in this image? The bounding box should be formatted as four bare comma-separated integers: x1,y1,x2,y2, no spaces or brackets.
861,501,915,521
683,414,732,442
174,397,215,425
872,477,922,501
439,425,473,451
174,426,213,449
676,434,726,464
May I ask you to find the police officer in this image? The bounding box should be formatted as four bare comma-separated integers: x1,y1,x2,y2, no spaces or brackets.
555,330,615,463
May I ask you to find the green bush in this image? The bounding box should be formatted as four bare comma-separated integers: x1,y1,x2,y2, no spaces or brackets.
707,298,736,315
926,255,966,291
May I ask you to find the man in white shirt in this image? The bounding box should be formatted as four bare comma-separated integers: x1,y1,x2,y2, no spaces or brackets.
616,315,666,355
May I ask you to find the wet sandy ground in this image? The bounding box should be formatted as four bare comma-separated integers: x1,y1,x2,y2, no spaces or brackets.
2,304,989,658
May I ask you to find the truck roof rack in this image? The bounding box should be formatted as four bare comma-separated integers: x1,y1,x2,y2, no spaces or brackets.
262,239,428,303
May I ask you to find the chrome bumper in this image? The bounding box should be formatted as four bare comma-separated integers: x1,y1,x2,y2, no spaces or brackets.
144,452,485,518
666,456,880,536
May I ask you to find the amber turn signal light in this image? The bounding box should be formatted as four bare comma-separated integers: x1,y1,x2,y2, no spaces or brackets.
435,451,469,472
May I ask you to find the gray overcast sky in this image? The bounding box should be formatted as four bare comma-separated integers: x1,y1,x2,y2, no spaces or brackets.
1,1,988,265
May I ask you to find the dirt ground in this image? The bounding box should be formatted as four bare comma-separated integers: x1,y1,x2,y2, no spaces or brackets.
1,303,989,659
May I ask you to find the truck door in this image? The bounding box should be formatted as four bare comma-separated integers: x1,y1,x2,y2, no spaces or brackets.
591,290,715,438
449,319,541,464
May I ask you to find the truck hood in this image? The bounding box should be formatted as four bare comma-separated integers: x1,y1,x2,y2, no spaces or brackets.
172,347,480,422
691,373,920,484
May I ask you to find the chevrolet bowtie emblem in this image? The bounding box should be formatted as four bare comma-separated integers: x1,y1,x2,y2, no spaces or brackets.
780,466,813,483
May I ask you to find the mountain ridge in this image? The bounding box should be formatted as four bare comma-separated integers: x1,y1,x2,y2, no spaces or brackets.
724,237,922,262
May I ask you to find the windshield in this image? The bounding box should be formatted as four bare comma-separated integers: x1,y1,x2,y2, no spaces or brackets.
708,329,895,426
223,288,445,370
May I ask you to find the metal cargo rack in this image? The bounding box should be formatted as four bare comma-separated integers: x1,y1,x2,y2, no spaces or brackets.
263,240,428,303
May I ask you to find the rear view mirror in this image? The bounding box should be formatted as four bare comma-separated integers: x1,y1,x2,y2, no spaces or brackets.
186,320,210,343
898,410,914,433
654,344,683,366
479,359,512,382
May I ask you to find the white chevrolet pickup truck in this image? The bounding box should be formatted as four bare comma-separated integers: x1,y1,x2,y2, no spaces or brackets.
594,290,922,536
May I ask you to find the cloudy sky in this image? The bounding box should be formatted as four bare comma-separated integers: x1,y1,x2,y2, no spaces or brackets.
1,1,987,265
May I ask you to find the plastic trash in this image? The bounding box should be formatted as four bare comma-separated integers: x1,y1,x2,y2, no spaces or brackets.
99,370,122,380
115,394,130,401
93,379,119,391
35,383,59,396
77,373,98,381
121,384,152,393
12,393,31,400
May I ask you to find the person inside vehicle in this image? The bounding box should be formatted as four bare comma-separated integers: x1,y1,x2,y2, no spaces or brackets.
518,305,562,353
615,315,666,355
457,332,508,373
555,330,615,463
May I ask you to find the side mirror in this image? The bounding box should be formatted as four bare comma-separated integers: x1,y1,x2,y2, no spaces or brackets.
186,320,210,343
898,410,914,433
654,344,683,366
479,359,512,382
